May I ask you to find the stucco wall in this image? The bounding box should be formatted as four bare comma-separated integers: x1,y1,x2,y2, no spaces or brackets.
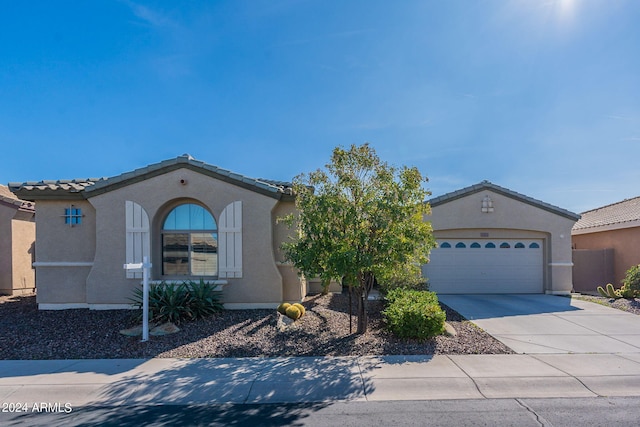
0,203,35,295
271,201,306,302
10,211,35,294
32,200,96,304
0,203,15,294
572,248,615,293
85,168,287,307
427,189,577,293
572,227,640,286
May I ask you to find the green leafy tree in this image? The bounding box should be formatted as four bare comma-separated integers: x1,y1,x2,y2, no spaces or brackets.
282,144,436,333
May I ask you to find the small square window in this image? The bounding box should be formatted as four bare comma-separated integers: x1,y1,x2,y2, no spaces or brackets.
63,207,83,226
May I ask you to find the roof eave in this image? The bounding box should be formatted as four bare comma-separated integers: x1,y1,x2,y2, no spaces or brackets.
84,160,290,200
429,181,581,222
572,219,640,235
8,189,86,201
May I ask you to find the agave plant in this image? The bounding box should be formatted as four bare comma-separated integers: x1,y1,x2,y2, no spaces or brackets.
130,279,223,325
185,279,224,319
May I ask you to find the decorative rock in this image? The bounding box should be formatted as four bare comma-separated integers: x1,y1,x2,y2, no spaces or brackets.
276,313,296,332
119,325,143,337
150,322,180,336
443,322,457,337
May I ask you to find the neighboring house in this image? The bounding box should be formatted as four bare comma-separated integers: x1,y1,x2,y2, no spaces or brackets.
423,181,580,294
0,185,35,295
572,196,640,292
9,155,304,309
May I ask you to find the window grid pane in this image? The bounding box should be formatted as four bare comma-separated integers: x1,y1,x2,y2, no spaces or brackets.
162,204,218,277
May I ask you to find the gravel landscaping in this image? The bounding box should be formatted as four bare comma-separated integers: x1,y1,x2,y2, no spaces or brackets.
5,292,634,361
0,292,514,360
571,294,640,315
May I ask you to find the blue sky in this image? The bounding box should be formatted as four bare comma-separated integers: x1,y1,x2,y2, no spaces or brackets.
1,0,638,213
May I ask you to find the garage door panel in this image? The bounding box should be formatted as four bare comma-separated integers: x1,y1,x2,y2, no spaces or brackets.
424,239,543,294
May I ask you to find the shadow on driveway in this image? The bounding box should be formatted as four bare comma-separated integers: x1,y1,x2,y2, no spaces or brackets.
437,294,581,320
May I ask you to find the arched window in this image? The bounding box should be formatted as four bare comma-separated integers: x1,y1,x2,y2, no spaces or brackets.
500,242,511,249
440,242,451,248
515,242,525,249
455,242,466,248
162,204,218,276
485,242,496,248
529,242,540,249
470,242,481,248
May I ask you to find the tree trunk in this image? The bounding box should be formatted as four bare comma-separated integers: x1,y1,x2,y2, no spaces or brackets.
321,278,330,295
349,284,353,334
357,288,368,333
356,271,375,334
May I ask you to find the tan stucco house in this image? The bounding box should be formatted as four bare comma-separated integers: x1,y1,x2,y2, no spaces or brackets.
423,181,580,294
9,157,581,308
9,155,304,309
572,196,640,292
0,185,36,295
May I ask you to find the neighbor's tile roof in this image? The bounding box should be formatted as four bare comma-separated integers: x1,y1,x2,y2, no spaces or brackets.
0,184,35,212
573,196,640,231
428,180,580,221
9,154,293,201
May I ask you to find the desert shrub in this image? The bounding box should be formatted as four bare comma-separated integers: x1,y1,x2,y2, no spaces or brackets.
130,280,223,324
285,305,302,320
382,289,445,339
621,264,640,298
597,265,640,299
277,302,291,315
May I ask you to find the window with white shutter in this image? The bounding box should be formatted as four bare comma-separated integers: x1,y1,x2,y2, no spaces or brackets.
218,201,242,278
125,201,150,279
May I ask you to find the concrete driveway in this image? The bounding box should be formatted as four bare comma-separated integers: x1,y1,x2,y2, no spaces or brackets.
438,294,640,354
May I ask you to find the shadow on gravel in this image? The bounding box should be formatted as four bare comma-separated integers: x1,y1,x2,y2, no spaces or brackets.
1,291,513,360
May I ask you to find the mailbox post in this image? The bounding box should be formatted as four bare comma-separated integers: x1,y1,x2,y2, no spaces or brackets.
124,256,152,342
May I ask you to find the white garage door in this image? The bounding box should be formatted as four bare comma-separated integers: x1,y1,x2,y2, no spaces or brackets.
423,239,543,294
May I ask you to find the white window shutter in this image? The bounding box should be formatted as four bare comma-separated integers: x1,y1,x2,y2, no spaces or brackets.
218,201,242,278
125,201,150,279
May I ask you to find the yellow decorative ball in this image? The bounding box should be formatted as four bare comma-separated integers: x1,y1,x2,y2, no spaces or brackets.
292,303,306,317
285,305,301,320
277,302,291,315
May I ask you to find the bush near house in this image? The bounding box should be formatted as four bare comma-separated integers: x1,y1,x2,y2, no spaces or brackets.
382,288,446,339
130,279,224,324
622,264,640,297
597,264,640,299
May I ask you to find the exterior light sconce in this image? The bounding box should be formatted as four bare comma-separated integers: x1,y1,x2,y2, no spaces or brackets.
481,195,494,213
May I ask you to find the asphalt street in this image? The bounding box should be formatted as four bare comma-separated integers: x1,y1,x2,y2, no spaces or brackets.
2,397,640,427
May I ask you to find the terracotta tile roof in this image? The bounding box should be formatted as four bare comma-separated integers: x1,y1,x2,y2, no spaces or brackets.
0,185,35,212
428,180,580,221
0,185,17,200
9,155,293,201
573,196,640,232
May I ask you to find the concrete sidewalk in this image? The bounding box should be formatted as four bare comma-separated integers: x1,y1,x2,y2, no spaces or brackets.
1,354,640,407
